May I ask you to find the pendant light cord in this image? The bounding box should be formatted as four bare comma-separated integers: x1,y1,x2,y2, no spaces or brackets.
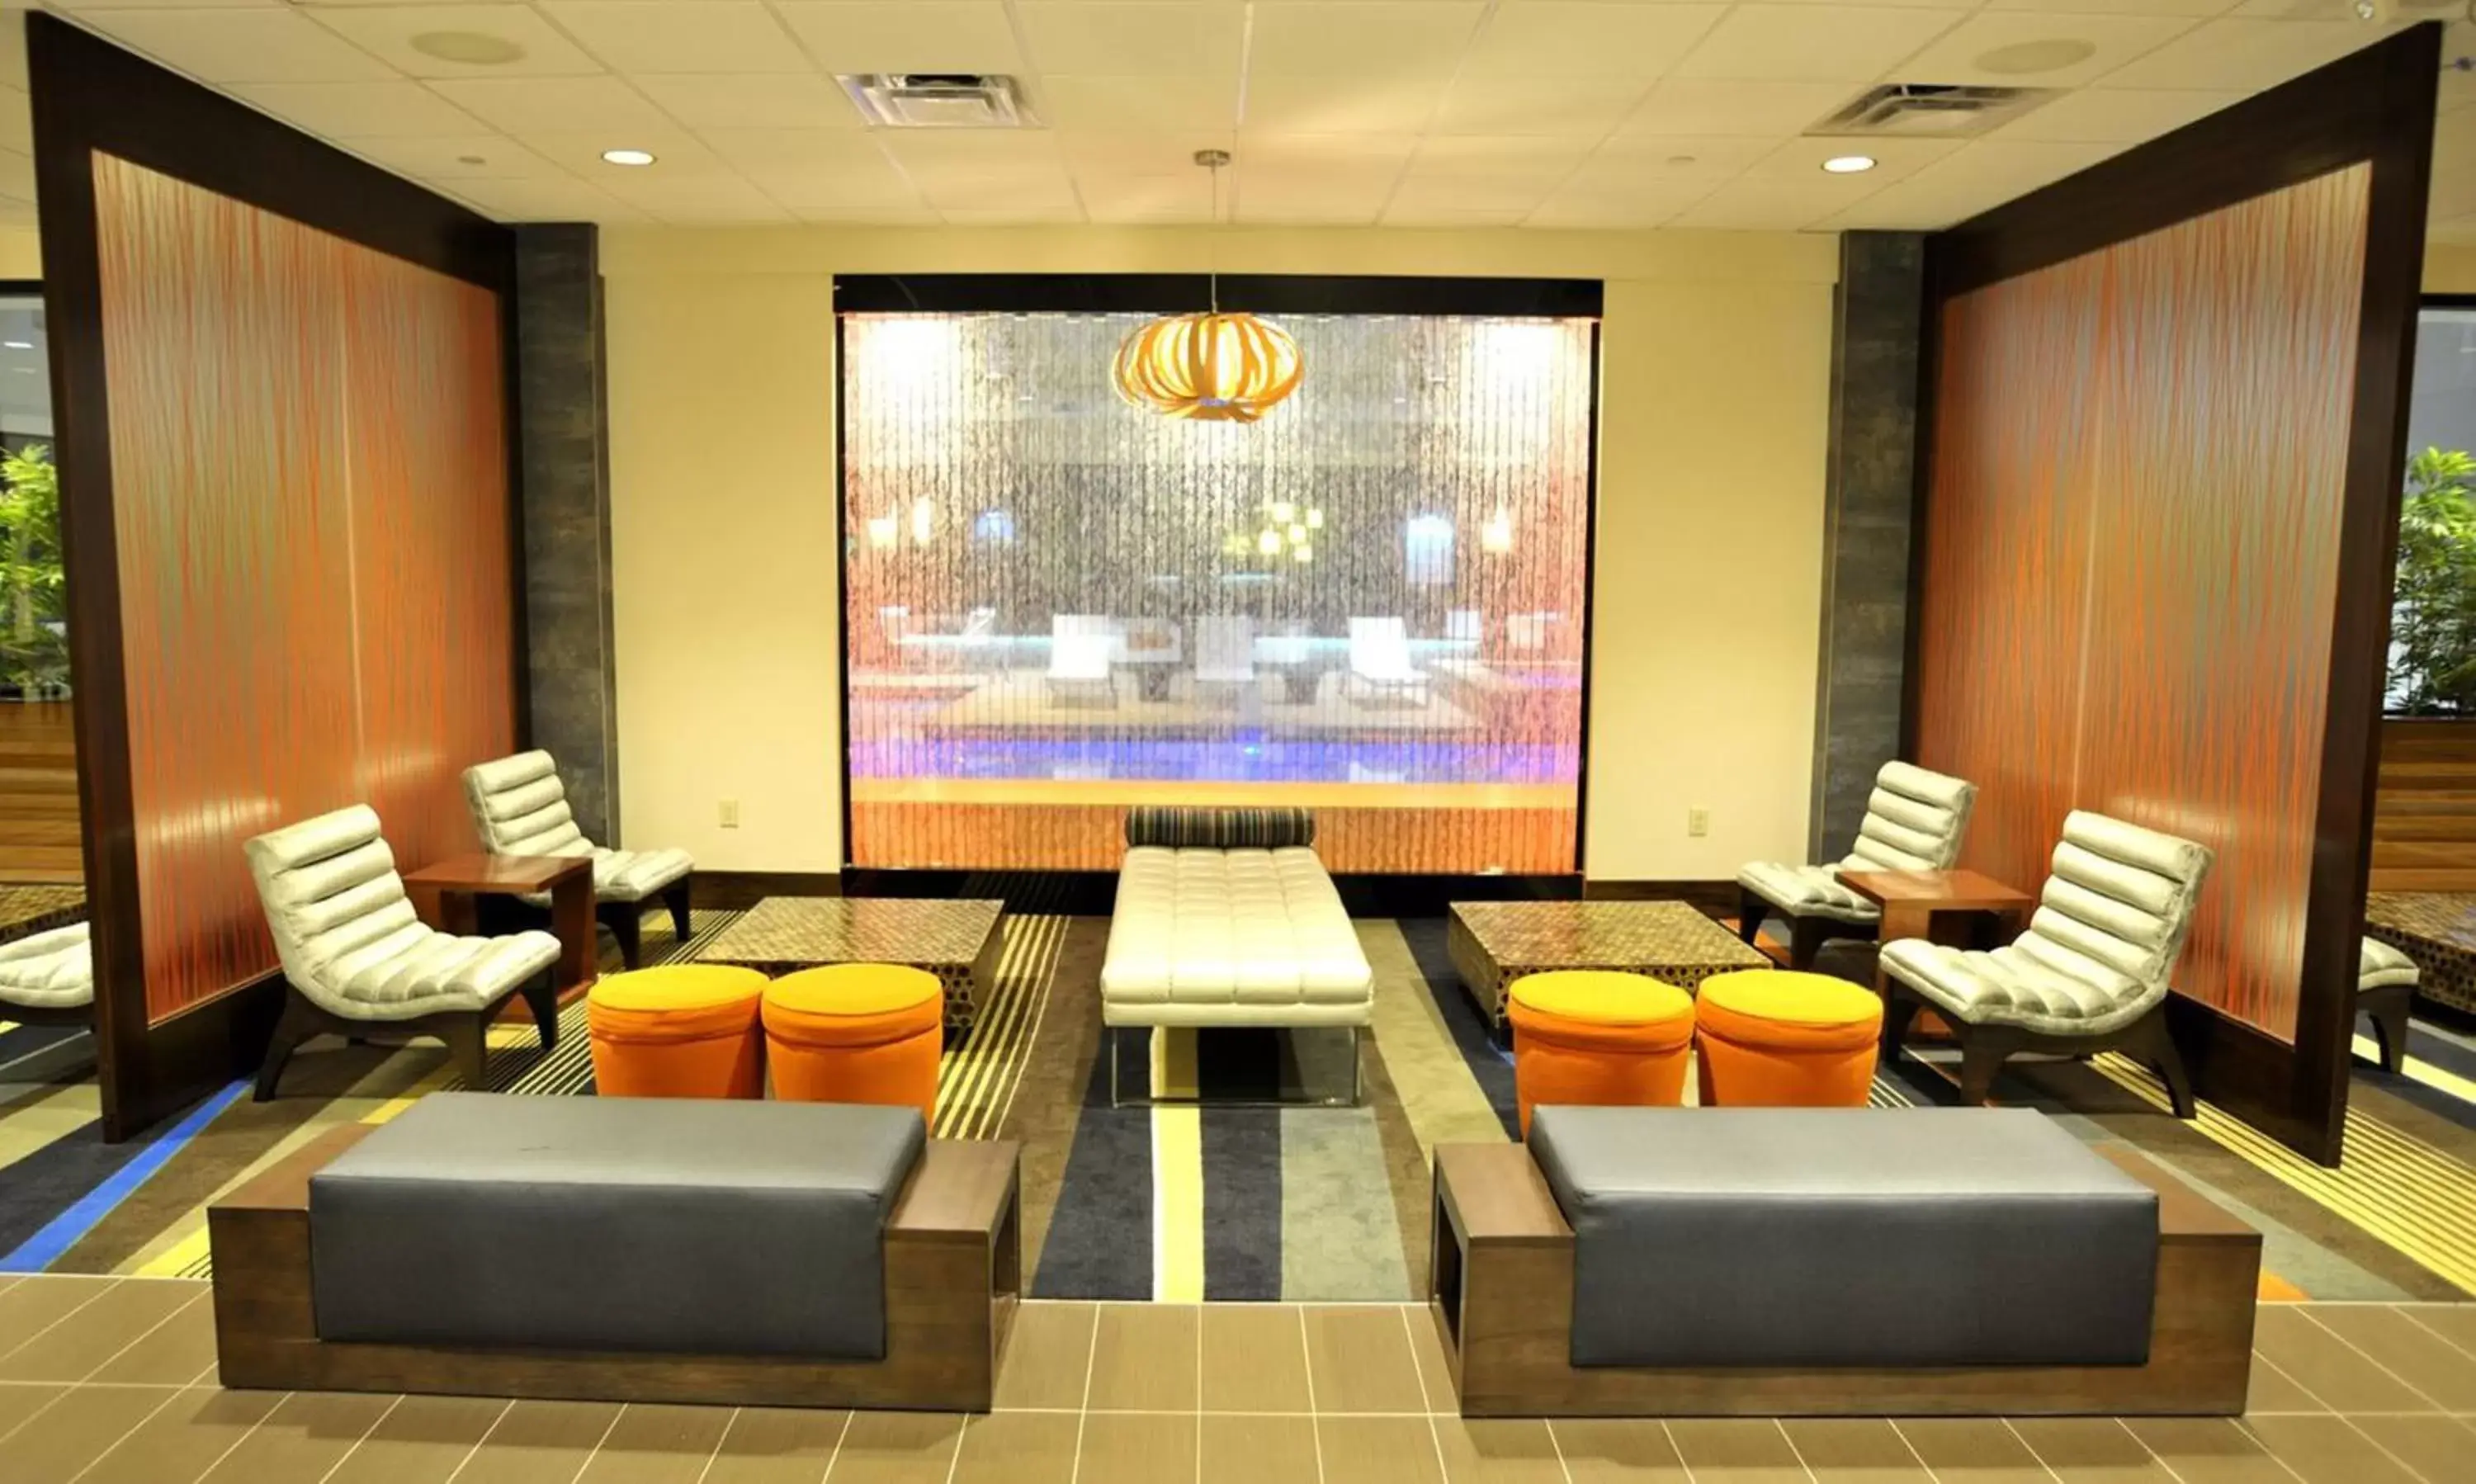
1207,156,1221,314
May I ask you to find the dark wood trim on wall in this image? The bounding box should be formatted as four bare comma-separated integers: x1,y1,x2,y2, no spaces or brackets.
833,274,1604,318
26,12,519,1140
1914,22,2441,1165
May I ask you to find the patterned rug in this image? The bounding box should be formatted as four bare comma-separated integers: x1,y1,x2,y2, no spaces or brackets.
7,911,2476,1303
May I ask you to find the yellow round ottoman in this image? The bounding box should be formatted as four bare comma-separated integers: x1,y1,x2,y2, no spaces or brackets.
763,965,943,1118
1506,971,1696,1136
1694,969,1883,1107
587,965,768,1099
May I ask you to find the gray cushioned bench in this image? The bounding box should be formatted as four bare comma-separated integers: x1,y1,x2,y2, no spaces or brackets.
1427,1106,2261,1418
1529,1106,2157,1368
310,1094,924,1359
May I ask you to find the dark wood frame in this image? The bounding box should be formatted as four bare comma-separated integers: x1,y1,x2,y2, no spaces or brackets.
26,13,522,1140
1880,985,2196,1118
829,273,1605,886
1428,1140,2258,1418
2357,979,2414,1075
1902,24,2444,1164
210,1124,1023,1411
252,971,556,1102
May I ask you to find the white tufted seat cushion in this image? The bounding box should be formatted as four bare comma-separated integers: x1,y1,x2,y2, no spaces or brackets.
1102,847,1373,1028
2360,938,2420,993
1881,811,2214,1037
462,750,692,905
246,805,560,1022
1737,761,1978,924
0,922,94,1011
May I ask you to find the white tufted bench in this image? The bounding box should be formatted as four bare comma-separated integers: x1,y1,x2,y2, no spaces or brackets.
1100,808,1373,1104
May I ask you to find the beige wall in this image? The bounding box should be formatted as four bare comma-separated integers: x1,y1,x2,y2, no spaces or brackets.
0,226,39,278
2429,243,2476,293
602,225,1837,881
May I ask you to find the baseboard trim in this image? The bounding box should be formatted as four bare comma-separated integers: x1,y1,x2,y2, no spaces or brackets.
704,867,1743,919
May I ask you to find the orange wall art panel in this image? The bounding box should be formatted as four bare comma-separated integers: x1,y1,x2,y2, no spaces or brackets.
92,154,514,1023
1916,164,2371,1043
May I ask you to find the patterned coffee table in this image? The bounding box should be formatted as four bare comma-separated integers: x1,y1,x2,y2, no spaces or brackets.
0,884,84,948
2365,892,2476,1016
1447,900,1771,1026
696,896,1004,1032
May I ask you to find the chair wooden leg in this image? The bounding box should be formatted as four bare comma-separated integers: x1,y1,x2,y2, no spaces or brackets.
442,1014,490,1089
2130,1009,2197,1119
1880,983,1920,1061
1736,889,1767,948
663,881,693,943
520,971,560,1052
2363,988,2412,1075
1955,1028,2015,1106
253,990,315,1103
1788,916,1827,971
602,904,643,971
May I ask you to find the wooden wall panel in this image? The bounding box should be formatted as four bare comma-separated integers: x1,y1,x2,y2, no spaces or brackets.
92,154,513,1023
2369,720,2476,891
1916,166,2371,1045
0,702,82,883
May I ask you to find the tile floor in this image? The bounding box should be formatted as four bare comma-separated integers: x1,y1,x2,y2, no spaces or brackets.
2,1275,2475,1482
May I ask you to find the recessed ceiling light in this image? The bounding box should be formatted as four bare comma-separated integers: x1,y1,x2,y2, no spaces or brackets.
602,149,657,167
1665,154,1698,168
1974,39,2099,76
456,154,487,167
2,341,30,350
409,31,527,66
1822,155,1877,174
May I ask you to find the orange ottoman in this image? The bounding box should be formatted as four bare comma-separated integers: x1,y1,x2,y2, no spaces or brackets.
1694,969,1883,1107
587,965,768,1099
763,965,943,1118
1506,971,1695,1136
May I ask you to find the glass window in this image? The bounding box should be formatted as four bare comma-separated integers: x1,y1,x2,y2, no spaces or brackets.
2389,305,2476,715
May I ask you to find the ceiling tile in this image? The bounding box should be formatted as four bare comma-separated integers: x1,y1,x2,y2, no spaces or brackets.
1574,134,1784,185
883,131,1073,192
1075,173,1217,222
1891,10,2200,87
1236,133,1419,168
1247,3,1486,79
0,148,34,202
700,128,894,172
2433,109,2476,219
75,9,397,83
309,5,602,78
46,0,286,8
633,73,860,130
1816,137,2123,229
541,2,814,75
1233,182,1383,225
0,87,30,154
428,76,673,135
1525,179,1716,230
938,205,1089,224
1018,3,1245,78
341,134,560,180
910,170,1082,212
228,80,485,138
1039,73,1242,130
1407,135,1594,178
593,172,794,223
1430,77,1656,138
773,2,1024,75
1669,176,1877,230
1982,0,2237,14
1669,5,1968,83
1382,201,1529,227
1056,130,1238,173
1618,78,1855,137
751,169,936,222
1989,87,2247,144
447,176,647,224
0,21,26,89
1464,3,1725,79
1387,179,1557,215
1242,73,1448,133
2096,20,2388,92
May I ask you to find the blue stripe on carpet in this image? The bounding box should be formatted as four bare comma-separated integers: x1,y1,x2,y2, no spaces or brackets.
0,1078,248,1272
1030,1032,1154,1299
1399,919,1518,1138
1201,1105,1281,1301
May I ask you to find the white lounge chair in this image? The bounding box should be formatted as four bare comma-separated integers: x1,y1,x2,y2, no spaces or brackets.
0,922,92,1027
246,805,561,1099
462,751,695,969
1344,617,1429,708
1737,761,1978,968
1047,615,1118,708
2359,938,2418,1074
1194,615,1257,705
1881,811,2213,1117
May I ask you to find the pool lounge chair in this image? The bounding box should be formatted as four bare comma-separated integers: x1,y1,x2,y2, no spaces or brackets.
1047,615,1118,708
1344,617,1430,709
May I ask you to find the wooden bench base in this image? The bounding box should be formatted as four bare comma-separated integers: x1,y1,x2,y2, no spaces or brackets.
1429,1141,2259,1418
210,1124,1021,1411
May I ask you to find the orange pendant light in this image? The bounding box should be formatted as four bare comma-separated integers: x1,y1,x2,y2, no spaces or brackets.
1112,150,1303,423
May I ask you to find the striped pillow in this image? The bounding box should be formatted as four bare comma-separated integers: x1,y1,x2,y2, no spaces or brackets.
1124,806,1316,850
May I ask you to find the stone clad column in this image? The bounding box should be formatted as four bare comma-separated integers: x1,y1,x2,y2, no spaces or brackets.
513,224,621,844
1809,232,1925,861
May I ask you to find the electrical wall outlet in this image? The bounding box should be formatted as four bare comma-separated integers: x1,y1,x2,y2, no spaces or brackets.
719,799,740,829
1687,807,1710,838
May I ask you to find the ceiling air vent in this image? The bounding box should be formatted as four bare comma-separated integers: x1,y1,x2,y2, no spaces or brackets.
839,73,1039,129
1808,83,2058,139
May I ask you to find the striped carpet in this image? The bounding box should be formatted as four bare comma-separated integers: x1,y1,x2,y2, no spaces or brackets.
8,912,2476,1305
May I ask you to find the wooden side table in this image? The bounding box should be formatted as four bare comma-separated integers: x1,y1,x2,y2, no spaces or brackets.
1834,868,2034,951
402,854,598,999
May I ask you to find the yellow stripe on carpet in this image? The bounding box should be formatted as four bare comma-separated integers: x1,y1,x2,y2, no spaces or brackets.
1151,1105,1204,1302
933,915,1065,1141
2352,1033,2476,1107
2090,1053,2476,1296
